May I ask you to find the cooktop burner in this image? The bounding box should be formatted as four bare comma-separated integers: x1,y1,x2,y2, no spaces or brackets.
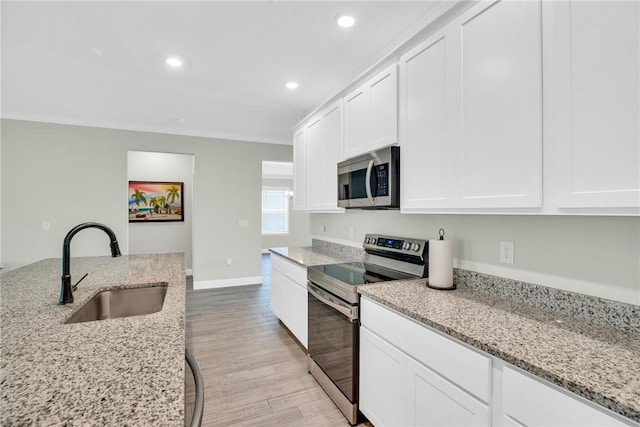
308,262,417,287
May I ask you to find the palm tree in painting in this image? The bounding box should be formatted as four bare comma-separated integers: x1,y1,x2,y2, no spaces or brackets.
166,186,180,205
157,196,167,214
148,196,160,214
131,189,147,207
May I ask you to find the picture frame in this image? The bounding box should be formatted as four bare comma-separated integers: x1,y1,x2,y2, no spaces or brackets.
128,181,184,223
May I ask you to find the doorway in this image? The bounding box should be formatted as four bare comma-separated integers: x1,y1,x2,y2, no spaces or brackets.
127,151,195,274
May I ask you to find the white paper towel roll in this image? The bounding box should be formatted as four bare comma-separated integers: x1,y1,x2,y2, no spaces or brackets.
428,239,454,290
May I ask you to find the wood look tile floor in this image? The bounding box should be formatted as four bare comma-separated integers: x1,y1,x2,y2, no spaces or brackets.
185,255,367,427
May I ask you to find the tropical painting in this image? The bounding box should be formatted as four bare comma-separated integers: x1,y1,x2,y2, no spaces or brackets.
128,181,184,222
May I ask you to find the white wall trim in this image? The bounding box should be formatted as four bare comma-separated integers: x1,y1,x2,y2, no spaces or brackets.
1,112,290,146
456,260,639,306
194,275,263,290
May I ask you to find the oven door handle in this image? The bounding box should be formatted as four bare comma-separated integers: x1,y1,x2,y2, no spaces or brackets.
308,282,358,322
365,159,375,206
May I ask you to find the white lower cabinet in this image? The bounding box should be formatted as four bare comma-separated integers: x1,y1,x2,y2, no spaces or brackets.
360,297,636,427
269,253,307,349
408,357,490,426
360,297,490,427
498,365,630,427
359,326,408,427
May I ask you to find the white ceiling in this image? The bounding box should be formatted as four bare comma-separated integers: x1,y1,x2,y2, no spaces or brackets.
1,1,452,145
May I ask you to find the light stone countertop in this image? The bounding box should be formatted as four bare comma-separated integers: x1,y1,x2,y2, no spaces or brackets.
0,253,186,426
269,246,356,266
359,279,640,423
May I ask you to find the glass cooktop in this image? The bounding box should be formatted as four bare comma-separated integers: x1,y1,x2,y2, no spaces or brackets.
308,262,418,287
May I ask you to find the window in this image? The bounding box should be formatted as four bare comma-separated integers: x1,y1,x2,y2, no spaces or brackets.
262,187,289,235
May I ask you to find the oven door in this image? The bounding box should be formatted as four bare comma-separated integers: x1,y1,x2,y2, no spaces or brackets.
307,282,359,403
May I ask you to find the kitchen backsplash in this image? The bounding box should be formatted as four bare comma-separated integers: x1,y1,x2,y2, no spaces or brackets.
312,239,639,335
312,239,366,261
455,269,640,335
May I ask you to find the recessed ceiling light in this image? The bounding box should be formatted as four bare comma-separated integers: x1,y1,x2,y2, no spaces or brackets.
166,57,183,68
285,81,299,90
336,14,356,28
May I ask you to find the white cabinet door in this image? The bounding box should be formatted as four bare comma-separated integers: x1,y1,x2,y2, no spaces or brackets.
304,117,323,211
344,87,369,159
289,277,308,348
545,1,640,210
344,64,398,159
408,357,491,427
320,102,343,210
269,268,282,318
400,28,455,210
500,365,629,427
369,65,398,151
359,326,408,427
292,127,306,211
452,0,542,208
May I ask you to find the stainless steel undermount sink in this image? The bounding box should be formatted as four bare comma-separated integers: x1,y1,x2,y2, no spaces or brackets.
65,283,168,324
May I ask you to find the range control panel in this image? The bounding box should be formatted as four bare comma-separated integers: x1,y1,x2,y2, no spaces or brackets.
363,234,428,256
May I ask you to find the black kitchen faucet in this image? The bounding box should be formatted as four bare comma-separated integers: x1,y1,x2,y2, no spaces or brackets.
59,222,121,304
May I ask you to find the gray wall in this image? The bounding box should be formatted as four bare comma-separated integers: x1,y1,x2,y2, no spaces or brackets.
1,119,292,283
127,151,194,270
312,211,640,305
261,178,312,250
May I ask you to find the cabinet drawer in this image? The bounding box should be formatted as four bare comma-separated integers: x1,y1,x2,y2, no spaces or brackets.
502,366,629,426
361,297,491,402
278,256,307,288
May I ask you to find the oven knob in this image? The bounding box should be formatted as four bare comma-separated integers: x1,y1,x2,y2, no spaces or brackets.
403,242,411,250
370,238,376,245
365,237,370,244
411,243,421,252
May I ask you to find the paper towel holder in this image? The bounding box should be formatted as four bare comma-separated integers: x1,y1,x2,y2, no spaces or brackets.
427,228,456,291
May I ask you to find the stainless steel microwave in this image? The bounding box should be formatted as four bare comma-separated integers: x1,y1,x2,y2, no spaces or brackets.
337,146,400,209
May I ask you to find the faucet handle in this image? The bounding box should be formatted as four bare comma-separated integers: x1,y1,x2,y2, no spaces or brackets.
72,273,89,292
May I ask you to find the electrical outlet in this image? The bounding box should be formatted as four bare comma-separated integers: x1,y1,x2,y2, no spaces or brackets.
42,221,50,231
500,241,515,264
320,224,327,234
226,258,232,267
348,226,355,239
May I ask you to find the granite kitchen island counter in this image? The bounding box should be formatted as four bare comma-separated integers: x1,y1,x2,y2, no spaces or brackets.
359,279,640,423
0,253,186,426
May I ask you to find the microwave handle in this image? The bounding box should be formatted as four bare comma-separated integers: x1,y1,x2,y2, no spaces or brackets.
365,160,375,206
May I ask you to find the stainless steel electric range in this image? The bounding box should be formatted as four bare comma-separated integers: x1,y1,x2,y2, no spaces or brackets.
307,234,429,425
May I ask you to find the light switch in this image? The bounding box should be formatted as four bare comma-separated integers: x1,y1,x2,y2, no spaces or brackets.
42,221,51,231
238,220,249,228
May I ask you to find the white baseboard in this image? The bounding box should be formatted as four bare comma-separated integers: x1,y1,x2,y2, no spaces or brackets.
193,275,263,290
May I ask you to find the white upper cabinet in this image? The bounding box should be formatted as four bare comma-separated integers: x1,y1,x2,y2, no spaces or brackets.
305,101,344,212
400,28,455,211
401,0,543,211
452,0,543,209
292,127,306,211
545,1,640,211
344,64,398,159
304,117,323,211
